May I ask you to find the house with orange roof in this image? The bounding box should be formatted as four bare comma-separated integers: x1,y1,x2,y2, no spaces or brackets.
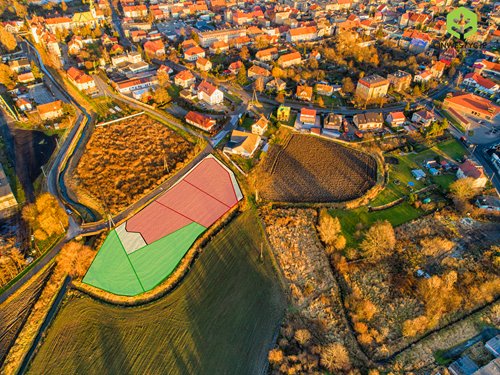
473,59,500,76
17,72,35,84
315,83,334,97
299,108,317,126
37,100,63,121
67,67,96,92
228,61,244,75
144,40,165,58
414,69,433,83
443,93,500,121
277,51,301,68
251,115,268,136
224,130,261,158
196,57,212,72
247,65,270,80
286,26,317,43
174,70,196,88
123,5,148,18
209,40,229,54
296,86,313,101
256,47,278,62
184,46,205,61
431,61,446,79
386,112,406,127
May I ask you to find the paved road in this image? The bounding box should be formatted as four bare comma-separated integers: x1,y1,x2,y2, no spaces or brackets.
473,142,500,194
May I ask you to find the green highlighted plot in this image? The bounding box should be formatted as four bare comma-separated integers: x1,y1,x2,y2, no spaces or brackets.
83,231,144,296
83,223,206,296
129,223,206,291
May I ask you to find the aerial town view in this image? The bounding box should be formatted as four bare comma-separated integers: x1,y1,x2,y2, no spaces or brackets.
0,0,499,373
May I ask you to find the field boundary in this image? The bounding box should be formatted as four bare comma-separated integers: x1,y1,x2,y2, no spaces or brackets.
72,204,241,306
95,111,145,127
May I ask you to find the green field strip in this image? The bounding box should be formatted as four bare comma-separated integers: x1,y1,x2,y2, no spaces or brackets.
83,230,144,296
129,222,206,292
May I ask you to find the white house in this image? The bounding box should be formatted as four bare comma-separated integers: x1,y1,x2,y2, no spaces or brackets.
457,159,488,188
197,81,223,105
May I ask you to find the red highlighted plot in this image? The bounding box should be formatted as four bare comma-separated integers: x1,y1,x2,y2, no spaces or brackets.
126,202,194,244
184,158,238,207
157,180,229,227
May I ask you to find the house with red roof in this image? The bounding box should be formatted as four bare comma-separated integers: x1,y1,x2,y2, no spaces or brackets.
443,92,500,121
463,73,499,95
386,112,406,127
277,51,301,68
67,67,96,92
197,81,223,105
411,110,436,127
196,57,212,72
185,111,216,132
457,159,488,188
296,86,313,101
473,59,500,76
300,108,317,127
37,100,63,121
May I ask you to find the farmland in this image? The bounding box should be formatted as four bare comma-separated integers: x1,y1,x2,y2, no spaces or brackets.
259,135,377,203
0,266,52,365
28,210,286,375
72,114,198,214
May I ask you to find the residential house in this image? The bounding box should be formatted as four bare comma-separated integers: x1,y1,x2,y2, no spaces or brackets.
68,36,84,55
174,70,196,88
224,130,261,158
251,115,268,135
184,46,205,61
431,61,446,79
196,28,247,48
386,112,406,127
9,58,30,74
463,73,499,95
286,26,317,42
144,40,166,58
315,83,334,97
473,59,500,76
185,111,216,132
209,40,229,54
412,110,436,127
115,76,158,95
443,93,500,121
37,100,63,120
457,159,488,188
353,112,384,131
247,65,270,80
387,70,412,92
123,5,148,18
414,70,433,83
324,113,342,131
355,75,389,102
15,98,33,112
277,51,302,68
296,85,313,101
266,78,286,92
17,72,35,84
228,61,244,75
277,105,291,122
67,67,96,92
196,57,212,72
300,108,317,126
197,81,223,105
256,47,278,62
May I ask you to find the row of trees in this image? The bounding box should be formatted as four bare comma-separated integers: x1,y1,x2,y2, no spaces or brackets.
22,193,69,242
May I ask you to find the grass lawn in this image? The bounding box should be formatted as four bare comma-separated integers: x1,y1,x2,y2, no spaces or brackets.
435,139,467,161
432,174,456,192
28,210,285,375
241,117,254,131
330,202,423,247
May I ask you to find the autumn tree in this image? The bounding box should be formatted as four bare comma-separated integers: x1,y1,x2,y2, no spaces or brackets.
317,209,343,247
22,193,69,241
0,27,17,52
402,315,428,337
239,45,250,61
268,348,284,366
449,177,478,201
61,0,67,13
342,77,355,94
57,241,95,279
317,96,325,108
153,86,171,105
359,220,396,259
13,1,28,18
320,343,351,372
30,62,43,80
237,64,247,85
254,76,264,93
294,329,312,347
0,63,16,89
275,91,285,103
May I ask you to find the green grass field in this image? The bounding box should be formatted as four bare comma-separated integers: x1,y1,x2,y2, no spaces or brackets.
28,211,285,375
83,223,206,296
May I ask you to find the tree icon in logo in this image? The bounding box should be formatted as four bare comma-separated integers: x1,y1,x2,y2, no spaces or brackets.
447,7,478,40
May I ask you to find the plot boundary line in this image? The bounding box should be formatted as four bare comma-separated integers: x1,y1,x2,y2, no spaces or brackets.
155,200,205,227
183,179,231,208
117,237,146,293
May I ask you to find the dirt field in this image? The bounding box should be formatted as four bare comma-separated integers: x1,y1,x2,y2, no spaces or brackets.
27,211,286,375
259,135,377,203
73,114,197,214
